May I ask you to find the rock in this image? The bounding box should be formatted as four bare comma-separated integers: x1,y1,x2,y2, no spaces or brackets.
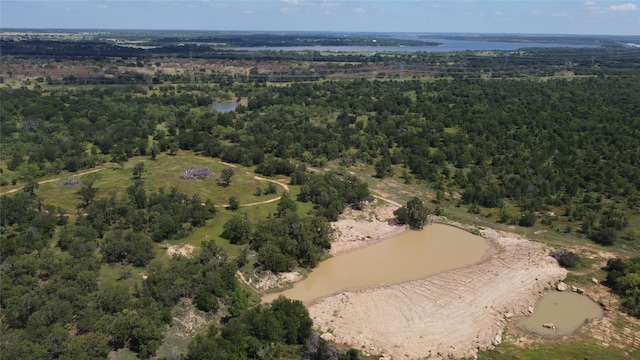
504,311,514,319
320,332,334,342
543,323,556,330
556,282,568,291
493,334,502,346
571,285,578,292
576,287,585,294
528,306,534,314
592,277,599,285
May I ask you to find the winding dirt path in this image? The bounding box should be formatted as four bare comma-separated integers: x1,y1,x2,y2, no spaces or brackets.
0,168,104,196
215,159,291,208
239,176,290,207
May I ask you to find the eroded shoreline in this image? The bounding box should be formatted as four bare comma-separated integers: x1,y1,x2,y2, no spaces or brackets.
252,201,567,359
309,220,567,359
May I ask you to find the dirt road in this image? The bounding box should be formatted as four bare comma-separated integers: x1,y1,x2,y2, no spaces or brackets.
0,168,103,196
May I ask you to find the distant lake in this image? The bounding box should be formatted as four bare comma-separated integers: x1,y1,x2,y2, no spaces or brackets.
210,101,238,113
232,38,599,53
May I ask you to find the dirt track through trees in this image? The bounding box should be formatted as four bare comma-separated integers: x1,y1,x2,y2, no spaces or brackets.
0,168,103,196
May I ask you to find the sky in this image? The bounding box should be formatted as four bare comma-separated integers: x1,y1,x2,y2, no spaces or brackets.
1,1,639,35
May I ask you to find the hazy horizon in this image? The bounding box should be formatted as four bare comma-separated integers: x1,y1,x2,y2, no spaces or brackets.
2,1,639,36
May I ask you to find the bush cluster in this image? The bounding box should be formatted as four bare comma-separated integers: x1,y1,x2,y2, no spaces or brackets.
550,249,580,268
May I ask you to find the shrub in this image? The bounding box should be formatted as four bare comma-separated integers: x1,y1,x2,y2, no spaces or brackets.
518,211,537,227
550,249,580,268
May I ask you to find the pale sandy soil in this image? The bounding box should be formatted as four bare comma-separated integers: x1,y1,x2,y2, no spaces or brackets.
309,223,568,359
330,200,406,256
238,269,303,292
166,244,195,258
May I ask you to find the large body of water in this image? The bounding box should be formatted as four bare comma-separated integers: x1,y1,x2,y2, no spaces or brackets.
262,224,491,304
234,38,598,53
518,291,603,335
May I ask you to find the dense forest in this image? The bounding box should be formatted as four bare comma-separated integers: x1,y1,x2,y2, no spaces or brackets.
1,43,640,358
2,75,638,247
605,257,640,318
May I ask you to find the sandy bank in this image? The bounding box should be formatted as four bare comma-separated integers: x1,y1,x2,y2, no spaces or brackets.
309,224,567,359
330,201,407,256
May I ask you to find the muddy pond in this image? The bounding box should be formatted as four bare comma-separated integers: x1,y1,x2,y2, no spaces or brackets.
518,291,603,335
262,224,492,304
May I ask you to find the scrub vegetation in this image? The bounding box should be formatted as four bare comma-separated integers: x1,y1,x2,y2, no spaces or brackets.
1,31,639,359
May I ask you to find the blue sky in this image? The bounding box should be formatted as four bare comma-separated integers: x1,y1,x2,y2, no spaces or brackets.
2,1,639,35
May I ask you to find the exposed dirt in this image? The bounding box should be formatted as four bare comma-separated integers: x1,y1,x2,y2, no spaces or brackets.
330,200,406,256
171,298,209,337
239,269,303,293
308,223,568,359
166,244,195,258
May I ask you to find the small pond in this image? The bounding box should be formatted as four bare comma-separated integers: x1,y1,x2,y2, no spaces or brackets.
262,224,491,304
518,291,603,335
210,101,238,113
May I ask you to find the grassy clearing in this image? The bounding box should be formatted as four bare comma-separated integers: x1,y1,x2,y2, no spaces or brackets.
475,338,638,360
32,151,283,214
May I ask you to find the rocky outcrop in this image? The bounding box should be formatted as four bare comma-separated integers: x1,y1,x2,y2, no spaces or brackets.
556,281,568,291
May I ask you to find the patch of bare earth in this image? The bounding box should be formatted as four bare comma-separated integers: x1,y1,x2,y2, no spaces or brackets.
166,244,195,258
171,298,209,337
330,201,406,256
309,224,567,359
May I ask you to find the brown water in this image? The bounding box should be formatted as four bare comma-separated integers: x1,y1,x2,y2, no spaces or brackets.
518,291,603,335
262,224,491,304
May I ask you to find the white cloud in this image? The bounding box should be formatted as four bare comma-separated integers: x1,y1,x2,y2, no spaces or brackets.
281,0,300,4
97,3,108,9
280,6,292,12
608,3,638,11
495,11,503,16
584,1,602,13
354,7,366,14
433,4,442,9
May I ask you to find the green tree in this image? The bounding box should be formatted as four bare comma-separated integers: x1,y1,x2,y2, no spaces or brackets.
276,191,297,217
59,332,110,360
518,211,537,227
219,168,234,187
228,196,240,211
77,180,98,208
220,215,252,245
132,161,145,179
374,156,392,178
23,179,39,196
394,196,429,230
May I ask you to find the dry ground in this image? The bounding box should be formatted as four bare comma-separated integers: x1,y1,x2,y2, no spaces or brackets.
309,212,568,359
